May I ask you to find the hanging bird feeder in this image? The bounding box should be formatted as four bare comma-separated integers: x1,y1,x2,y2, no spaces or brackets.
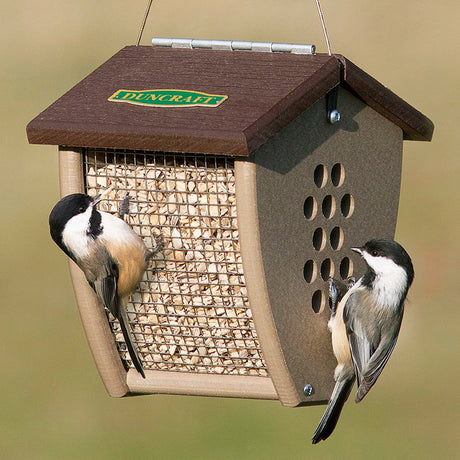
27,36,432,406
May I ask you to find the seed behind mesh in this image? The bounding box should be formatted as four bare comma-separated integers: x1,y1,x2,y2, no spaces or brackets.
85,150,267,376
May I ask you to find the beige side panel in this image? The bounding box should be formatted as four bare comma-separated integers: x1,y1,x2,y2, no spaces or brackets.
235,160,301,407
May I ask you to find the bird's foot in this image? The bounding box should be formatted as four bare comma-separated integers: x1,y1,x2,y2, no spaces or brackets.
328,278,339,316
119,191,131,221
146,233,165,263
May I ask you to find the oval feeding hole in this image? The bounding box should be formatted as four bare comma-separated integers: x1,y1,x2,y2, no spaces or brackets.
304,196,318,220
303,260,317,284
331,163,345,187
313,164,327,188
330,226,344,250
320,258,334,281
340,257,353,280
311,290,325,313
341,193,355,218
313,228,326,251
322,195,336,219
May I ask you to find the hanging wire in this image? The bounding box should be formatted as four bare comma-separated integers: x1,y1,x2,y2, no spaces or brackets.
136,0,154,46
137,1,332,54
315,0,332,55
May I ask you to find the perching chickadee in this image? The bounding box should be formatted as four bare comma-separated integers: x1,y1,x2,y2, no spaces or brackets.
49,192,161,378
312,238,414,444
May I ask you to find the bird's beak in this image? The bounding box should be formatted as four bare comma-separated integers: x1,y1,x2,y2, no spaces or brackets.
92,186,113,206
92,194,102,205
351,246,363,255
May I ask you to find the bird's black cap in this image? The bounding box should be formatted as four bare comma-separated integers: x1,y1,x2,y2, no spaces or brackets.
49,193,94,258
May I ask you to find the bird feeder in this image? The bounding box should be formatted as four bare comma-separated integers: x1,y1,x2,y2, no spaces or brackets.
27,41,433,407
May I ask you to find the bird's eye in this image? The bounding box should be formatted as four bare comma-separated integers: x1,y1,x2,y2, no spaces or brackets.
371,250,379,257
78,206,86,213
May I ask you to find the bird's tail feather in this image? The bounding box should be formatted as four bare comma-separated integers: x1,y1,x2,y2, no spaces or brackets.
118,306,145,378
312,375,355,444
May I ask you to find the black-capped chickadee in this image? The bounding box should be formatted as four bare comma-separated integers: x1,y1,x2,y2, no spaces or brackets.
49,192,161,378
312,238,414,444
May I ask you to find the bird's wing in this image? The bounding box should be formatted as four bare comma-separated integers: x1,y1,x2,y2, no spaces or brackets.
85,255,120,318
344,291,403,402
343,292,374,382
355,317,402,402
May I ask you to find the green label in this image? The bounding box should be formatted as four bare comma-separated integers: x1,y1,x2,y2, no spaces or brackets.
108,89,228,108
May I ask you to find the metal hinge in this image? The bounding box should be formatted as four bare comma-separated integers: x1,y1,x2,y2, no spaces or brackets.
152,37,316,55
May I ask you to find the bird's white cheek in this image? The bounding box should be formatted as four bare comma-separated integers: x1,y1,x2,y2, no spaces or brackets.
363,254,407,307
362,253,398,276
62,210,93,259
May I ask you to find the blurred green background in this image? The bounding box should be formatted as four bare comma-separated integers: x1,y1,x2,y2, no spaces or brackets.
1,1,459,458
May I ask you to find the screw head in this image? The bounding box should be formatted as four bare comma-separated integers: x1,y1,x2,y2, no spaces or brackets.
303,384,314,396
328,109,341,124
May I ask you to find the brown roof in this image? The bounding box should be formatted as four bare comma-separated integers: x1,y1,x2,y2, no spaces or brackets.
27,45,433,156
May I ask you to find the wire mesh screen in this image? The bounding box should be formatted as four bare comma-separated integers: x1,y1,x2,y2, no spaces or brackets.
84,148,267,376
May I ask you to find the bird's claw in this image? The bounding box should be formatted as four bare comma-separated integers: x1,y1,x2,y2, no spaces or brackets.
119,191,131,220
328,278,339,315
346,276,356,289
146,233,165,263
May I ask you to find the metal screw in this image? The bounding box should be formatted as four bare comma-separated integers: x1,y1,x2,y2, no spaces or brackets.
328,109,341,124
303,384,314,396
